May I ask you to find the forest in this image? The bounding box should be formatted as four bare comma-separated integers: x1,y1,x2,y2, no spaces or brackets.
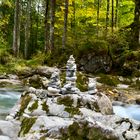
0,0,140,76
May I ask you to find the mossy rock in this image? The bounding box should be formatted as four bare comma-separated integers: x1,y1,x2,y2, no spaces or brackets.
57,96,73,107
97,74,120,86
17,94,32,117
18,117,37,136
28,100,38,112
65,107,80,116
76,72,88,92
61,121,118,140
42,101,49,113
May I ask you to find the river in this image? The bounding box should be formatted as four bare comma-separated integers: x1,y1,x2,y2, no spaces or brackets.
0,88,21,119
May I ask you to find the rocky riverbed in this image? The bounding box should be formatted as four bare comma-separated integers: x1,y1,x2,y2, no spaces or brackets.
0,56,140,140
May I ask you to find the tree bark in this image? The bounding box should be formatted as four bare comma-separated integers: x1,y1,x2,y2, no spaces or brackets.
133,0,140,46
96,0,100,37
111,0,114,33
44,0,50,52
24,0,31,59
12,0,21,57
50,0,56,50
62,0,69,48
106,0,110,34
115,0,118,28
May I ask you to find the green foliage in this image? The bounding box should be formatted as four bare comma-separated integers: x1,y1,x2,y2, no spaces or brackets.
97,74,120,86
19,117,37,136
76,39,108,57
65,107,80,116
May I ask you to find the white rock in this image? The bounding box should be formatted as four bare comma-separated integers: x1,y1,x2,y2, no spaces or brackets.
0,136,11,140
48,87,60,93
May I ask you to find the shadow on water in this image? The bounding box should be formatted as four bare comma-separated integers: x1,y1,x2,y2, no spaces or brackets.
0,88,22,120
113,103,140,121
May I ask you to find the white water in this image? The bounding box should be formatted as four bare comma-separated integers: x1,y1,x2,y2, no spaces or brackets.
113,104,140,121
0,88,21,119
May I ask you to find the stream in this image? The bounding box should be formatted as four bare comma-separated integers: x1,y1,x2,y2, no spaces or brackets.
0,88,21,120
0,88,140,121
113,103,140,121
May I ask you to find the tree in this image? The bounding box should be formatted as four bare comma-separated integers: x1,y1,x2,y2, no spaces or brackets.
44,0,50,52
106,0,110,35
96,0,100,37
50,0,56,50
132,0,140,46
24,0,31,59
62,0,69,48
111,0,114,32
115,0,119,28
12,0,21,57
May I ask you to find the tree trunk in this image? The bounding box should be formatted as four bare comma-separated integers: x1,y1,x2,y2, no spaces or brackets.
62,0,69,48
12,0,20,57
133,0,140,46
115,0,118,28
24,0,31,59
44,0,50,52
106,0,110,34
50,0,56,50
96,0,100,37
111,0,114,33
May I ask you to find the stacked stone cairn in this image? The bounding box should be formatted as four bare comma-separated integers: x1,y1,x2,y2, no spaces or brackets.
88,77,98,94
47,68,61,96
61,55,80,94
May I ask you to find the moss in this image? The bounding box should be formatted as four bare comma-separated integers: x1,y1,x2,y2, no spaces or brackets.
17,95,32,117
97,74,120,86
18,117,37,136
57,96,73,106
39,136,46,140
40,129,48,133
65,107,80,116
42,101,49,113
28,100,38,112
61,121,118,140
76,72,88,92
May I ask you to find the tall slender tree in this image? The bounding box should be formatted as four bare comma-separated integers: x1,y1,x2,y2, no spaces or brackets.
50,0,56,50
12,0,21,57
62,0,69,48
114,0,118,28
132,0,140,46
44,0,50,52
111,0,114,32
96,0,100,37
106,0,110,34
24,0,31,59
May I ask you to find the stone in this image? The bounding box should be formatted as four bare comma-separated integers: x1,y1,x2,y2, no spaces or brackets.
88,78,98,94
0,136,11,140
47,69,61,95
97,93,113,115
62,55,80,94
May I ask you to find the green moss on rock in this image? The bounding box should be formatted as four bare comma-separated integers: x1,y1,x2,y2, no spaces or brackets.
17,94,32,117
19,117,37,136
65,107,80,116
57,96,73,107
42,101,49,113
28,100,38,112
76,72,88,92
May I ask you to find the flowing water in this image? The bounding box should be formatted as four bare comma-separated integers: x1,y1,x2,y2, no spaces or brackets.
0,88,21,120
113,104,140,121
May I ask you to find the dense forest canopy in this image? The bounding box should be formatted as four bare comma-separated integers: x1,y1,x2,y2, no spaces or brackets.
0,0,140,74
